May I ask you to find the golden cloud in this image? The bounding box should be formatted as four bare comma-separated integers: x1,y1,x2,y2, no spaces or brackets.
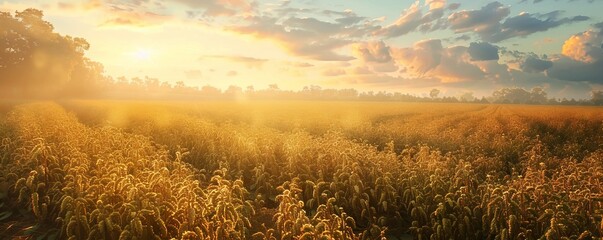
561,30,603,63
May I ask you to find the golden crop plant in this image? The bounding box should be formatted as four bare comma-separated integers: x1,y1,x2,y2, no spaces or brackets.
0,101,602,239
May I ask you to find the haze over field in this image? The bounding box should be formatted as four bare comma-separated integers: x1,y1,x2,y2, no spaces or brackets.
1,0,603,99
2,1,603,239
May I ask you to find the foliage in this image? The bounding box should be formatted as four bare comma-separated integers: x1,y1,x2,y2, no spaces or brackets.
0,9,107,98
1,101,602,239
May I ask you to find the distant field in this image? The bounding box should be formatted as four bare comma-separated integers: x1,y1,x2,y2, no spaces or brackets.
1,101,602,239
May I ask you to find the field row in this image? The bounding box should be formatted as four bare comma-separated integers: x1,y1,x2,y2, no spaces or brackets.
0,101,602,239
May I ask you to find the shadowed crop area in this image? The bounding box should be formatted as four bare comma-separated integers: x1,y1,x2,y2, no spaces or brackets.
0,101,602,239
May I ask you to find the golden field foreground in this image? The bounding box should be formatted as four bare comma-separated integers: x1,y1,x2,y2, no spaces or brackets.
0,101,602,240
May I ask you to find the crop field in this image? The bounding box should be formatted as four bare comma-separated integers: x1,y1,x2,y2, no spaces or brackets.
0,101,602,240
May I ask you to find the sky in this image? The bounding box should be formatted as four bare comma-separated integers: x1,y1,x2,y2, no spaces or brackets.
2,0,603,98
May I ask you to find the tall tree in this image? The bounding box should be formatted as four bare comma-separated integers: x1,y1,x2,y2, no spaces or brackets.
591,90,603,105
0,9,105,98
429,88,440,99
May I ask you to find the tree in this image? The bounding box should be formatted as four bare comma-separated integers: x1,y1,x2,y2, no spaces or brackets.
591,90,603,105
490,87,552,104
225,85,243,97
0,9,105,98
459,92,475,102
530,87,547,104
268,84,279,91
429,88,440,99
492,88,531,104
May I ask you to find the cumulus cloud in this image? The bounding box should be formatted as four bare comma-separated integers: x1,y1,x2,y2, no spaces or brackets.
52,0,173,27
351,66,373,75
334,36,596,96
448,2,589,42
488,12,590,42
57,1,102,11
372,62,399,73
448,2,510,35
374,2,422,37
227,17,351,60
594,21,603,32
467,42,499,61
56,0,254,27
100,6,171,27
447,3,461,10
561,30,603,63
521,56,553,73
425,0,446,10
391,39,443,74
227,9,380,61
547,57,603,83
351,41,392,63
546,27,603,84
390,39,487,83
171,0,253,17
375,1,447,38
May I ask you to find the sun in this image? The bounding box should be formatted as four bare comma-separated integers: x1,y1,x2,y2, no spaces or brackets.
132,49,151,60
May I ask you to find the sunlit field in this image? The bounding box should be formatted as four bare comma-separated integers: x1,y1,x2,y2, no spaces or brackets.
0,100,602,239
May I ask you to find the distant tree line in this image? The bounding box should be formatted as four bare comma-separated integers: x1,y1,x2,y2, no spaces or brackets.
1,9,602,106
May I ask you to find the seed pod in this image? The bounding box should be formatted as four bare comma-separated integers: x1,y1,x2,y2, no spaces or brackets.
40,203,48,220
26,171,37,190
186,205,195,226
299,232,314,240
31,192,40,217
36,182,46,192
508,214,519,238
545,227,559,240
316,222,326,233
122,228,135,240
67,220,77,237
345,216,356,229
181,231,198,240
463,216,471,233
281,231,293,240
436,224,442,239
60,196,74,216
482,215,489,232
361,209,368,221
79,215,90,237
378,216,387,226
577,231,592,240
132,217,143,236
216,226,225,240
301,224,314,233
87,228,99,240
251,232,265,240
500,228,509,240
98,220,106,237
442,218,452,237
14,178,26,191
18,187,28,203
104,217,114,235
156,218,168,237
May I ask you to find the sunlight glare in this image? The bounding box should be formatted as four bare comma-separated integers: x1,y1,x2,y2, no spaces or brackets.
132,49,151,61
